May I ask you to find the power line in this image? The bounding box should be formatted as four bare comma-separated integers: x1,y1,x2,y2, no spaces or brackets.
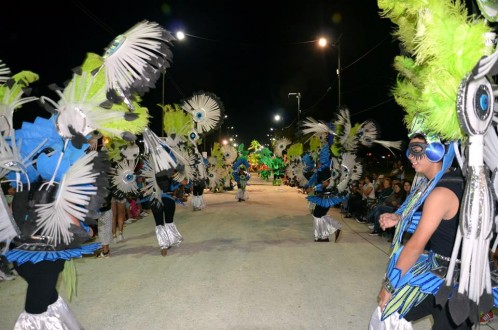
341,36,390,71
71,0,117,37
350,97,395,116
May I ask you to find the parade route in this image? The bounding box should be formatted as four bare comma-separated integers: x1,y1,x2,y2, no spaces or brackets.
2,175,436,329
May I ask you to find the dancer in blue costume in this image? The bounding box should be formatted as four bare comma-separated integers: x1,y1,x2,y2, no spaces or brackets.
305,147,343,243
371,132,470,329
0,19,174,328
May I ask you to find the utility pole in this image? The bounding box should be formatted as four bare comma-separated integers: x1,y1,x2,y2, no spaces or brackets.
288,92,301,122
336,38,342,107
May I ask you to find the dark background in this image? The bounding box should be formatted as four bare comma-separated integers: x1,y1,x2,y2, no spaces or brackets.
2,0,407,164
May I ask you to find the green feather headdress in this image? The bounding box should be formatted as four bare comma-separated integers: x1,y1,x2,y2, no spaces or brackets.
161,103,194,138
286,143,303,160
379,0,494,141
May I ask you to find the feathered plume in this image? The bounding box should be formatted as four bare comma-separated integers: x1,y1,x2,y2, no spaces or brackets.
273,137,291,158
161,103,193,138
102,20,175,97
35,151,108,245
142,128,177,172
42,53,149,144
181,91,224,134
0,69,39,135
0,60,11,83
140,156,163,206
357,119,403,154
300,117,334,137
111,159,138,198
221,145,237,164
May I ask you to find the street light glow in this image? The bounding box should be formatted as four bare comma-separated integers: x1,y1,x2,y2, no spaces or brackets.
318,37,328,47
274,114,281,122
176,31,186,40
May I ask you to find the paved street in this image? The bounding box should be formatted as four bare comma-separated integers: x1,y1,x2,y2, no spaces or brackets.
2,175,437,329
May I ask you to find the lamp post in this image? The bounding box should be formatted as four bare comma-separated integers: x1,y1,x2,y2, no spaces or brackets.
319,34,342,107
288,92,301,123
336,42,341,106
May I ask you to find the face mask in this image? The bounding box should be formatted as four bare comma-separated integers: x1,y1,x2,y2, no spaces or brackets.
406,141,445,162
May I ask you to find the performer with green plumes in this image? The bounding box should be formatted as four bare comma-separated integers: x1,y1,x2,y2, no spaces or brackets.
370,0,498,327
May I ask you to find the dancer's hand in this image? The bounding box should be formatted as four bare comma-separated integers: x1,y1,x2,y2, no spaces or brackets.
377,287,392,311
379,213,400,230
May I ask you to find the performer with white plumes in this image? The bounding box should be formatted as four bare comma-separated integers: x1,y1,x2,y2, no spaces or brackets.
180,91,224,210
0,19,173,328
305,147,343,242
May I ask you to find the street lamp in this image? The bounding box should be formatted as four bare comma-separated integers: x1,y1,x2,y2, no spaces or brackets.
288,92,301,122
318,34,342,107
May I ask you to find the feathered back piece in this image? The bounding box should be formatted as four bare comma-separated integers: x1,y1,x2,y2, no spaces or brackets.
180,91,224,134
379,0,493,140
102,20,175,97
273,137,291,158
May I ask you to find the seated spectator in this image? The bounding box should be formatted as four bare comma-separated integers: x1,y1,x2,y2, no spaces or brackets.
345,181,363,218
353,175,375,223
1,182,16,211
368,182,406,236
374,174,385,195
363,178,393,223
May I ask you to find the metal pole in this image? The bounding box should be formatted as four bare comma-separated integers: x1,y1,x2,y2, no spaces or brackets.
297,93,301,123
337,43,341,107
161,73,165,137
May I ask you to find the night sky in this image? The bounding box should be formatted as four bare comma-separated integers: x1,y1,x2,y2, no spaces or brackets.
2,0,406,151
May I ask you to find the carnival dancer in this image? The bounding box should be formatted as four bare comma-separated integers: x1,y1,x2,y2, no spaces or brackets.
233,158,250,202
370,0,498,327
191,176,207,211
305,148,343,243
141,129,184,257
1,19,175,328
371,132,469,328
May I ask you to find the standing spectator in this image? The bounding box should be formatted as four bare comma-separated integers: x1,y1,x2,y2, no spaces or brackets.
390,160,405,181
97,193,113,258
